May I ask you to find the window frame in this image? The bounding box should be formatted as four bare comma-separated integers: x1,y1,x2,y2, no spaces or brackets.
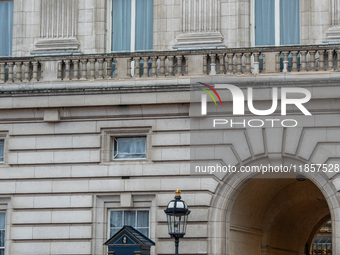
106,0,153,53
0,133,8,166
112,136,147,160
107,209,150,239
101,127,151,163
250,0,300,47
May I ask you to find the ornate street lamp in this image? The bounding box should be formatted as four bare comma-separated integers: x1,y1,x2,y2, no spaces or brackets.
164,189,191,255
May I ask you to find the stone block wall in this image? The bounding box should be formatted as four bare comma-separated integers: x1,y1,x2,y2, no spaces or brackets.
9,0,336,57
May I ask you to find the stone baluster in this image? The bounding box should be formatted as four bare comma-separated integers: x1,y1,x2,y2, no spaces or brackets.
106,58,113,79
57,61,62,80
275,53,280,72
309,51,316,71
89,59,95,80
15,62,22,82
291,51,298,72
168,56,174,76
253,52,260,74
127,58,132,78
300,51,307,72
227,53,234,74
151,57,157,77
318,50,325,71
184,56,188,75
40,62,43,81
73,59,79,80
209,54,216,75
7,62,14,83
176,55,182,76
0,63,5,83
31,61,38,82
97,59,104,79
218,54,225,74
244,53,251,74
23,62,30,82
203,55,208,74
134,57,140,78
262,54,266,73
159,56,165,76
337,50,340,71
236,53,242,74
328,50,334,71
143,57,149,77
64,60,70,81
80,59,87,80
282,51,289,73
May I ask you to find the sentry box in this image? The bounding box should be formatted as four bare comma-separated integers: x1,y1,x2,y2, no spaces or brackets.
104,226,155,255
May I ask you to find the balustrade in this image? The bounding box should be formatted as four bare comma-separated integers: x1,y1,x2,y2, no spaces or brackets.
1,45,340,84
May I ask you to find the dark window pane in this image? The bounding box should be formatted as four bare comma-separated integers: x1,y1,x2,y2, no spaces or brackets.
0,214,5,229
110,211,122,228
0,1,13,56
114,137,146,159
124,211,136,227
111,0,131,51
0,230,5,247
137,211,149,228
137,227,149,237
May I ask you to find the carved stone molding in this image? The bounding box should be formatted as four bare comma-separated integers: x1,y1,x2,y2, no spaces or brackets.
323,0,340,43
173,0,225,50
31,0,80,55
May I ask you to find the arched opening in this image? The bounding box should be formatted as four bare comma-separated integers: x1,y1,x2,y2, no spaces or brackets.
229,178,331,255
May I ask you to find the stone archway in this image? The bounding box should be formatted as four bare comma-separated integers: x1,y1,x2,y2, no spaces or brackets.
207,157,340,255
230,178,329,255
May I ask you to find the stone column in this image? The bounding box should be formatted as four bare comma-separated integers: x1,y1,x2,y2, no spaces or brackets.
173,0,225,49
331,0,340,26
32,0,80,54
182,0,220,32
323,0,340,43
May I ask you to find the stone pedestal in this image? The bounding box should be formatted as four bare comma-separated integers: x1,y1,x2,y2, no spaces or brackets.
173,32,225,50
323,26,340,44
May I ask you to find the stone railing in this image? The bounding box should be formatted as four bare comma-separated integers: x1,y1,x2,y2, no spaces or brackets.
0,57,43,83
1,44,340,83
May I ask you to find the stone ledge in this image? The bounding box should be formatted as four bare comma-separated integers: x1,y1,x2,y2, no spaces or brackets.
31,38,81,56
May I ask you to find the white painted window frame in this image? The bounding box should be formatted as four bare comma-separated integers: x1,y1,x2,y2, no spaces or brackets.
101,127,151,163
106,0,137,53
107,209,150,238
250,0,299,46
112,136,147,160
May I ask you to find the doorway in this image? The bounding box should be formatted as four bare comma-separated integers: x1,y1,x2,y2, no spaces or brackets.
229,178,331,255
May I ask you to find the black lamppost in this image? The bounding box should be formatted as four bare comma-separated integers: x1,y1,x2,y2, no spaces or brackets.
164,189,191,255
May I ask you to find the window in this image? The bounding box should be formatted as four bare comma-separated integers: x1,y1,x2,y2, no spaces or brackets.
109,210,149,237
113,137,146,159
110,0,153,52
0,213,5,255
0,141,4,163
0,1,13,56
255,0,300,46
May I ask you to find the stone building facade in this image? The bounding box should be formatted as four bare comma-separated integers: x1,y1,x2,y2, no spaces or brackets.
1,0,340,255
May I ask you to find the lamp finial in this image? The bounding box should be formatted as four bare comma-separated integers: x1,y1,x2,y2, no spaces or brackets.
175,188,181,196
